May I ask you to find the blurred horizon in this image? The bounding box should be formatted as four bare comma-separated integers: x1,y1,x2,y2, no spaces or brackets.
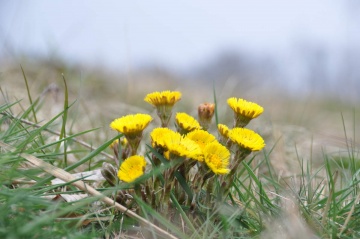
1,1,360,102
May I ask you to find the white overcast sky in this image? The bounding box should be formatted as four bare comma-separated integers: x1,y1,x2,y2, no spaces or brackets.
0,0,359,71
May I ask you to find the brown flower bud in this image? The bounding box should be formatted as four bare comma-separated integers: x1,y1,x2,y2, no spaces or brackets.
198,103,215,130
101,162,118,186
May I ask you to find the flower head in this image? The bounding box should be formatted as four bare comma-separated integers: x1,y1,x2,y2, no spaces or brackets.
110,114,152,137
227,97,264,127
204,141,230,175
110,139,120,150
144,91,182,107
150,127,180,150
110,114,152,155
228,128,265,151
217,124,230,138
165,134,203,161
109,138,130,163
217,123,231,145
186,129,216,151
110,138,128,150
144,91,181,127
118,155,147,183
175,112,202,134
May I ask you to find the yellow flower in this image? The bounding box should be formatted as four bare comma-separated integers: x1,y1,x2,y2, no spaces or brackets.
110,138,128,149
150,127,180,149
227,97,264,127
186,129,216,151
217,124,230,138
228,128,265,151
110,114,152,136
166,134,203,161
118,155,146,183
144,91,181,127
175,112,202,134
110,114,152,155
109,138,130,162
204,141,230,175
144,91,182,106
217,124,231,146
110,139,120,150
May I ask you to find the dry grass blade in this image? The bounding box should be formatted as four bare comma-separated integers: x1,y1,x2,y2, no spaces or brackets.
0,140,178,239
51,169,104,185
338,192,360,236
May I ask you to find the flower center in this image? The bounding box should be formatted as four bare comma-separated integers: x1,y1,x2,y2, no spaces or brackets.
209,154,222,169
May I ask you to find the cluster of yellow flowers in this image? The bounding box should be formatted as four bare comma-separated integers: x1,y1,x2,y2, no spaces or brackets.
104,90,265,213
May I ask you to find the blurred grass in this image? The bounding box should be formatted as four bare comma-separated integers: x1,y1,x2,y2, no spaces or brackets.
0,61,359,238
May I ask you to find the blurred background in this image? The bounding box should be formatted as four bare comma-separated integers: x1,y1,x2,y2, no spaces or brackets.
1,1,359,173
1,0,360,99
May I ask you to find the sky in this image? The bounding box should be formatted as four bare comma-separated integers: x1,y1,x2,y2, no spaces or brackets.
0,0,359,72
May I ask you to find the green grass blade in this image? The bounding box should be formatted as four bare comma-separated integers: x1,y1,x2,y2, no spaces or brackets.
20,65,38,124
213,81,219,125
56,74,70,167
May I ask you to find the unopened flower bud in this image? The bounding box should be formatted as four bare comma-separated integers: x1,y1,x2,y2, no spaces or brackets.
110,139,120,160
101,162,118,186
198,103,215,130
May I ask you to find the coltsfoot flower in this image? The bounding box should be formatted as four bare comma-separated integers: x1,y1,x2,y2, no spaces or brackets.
165,133,203,161
110,114,152,155
110,114,152,136
229,127,265,152
110,138,131,161
144,91,181,127
198,103,215,130
175,112,202,134
217,124,230,138
204,141,230,175
227,97,264,127
110,138,128,151
144,91,182,106
150,127,180,150
217,123,231,146
110,139,120,150
118,155,147,183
